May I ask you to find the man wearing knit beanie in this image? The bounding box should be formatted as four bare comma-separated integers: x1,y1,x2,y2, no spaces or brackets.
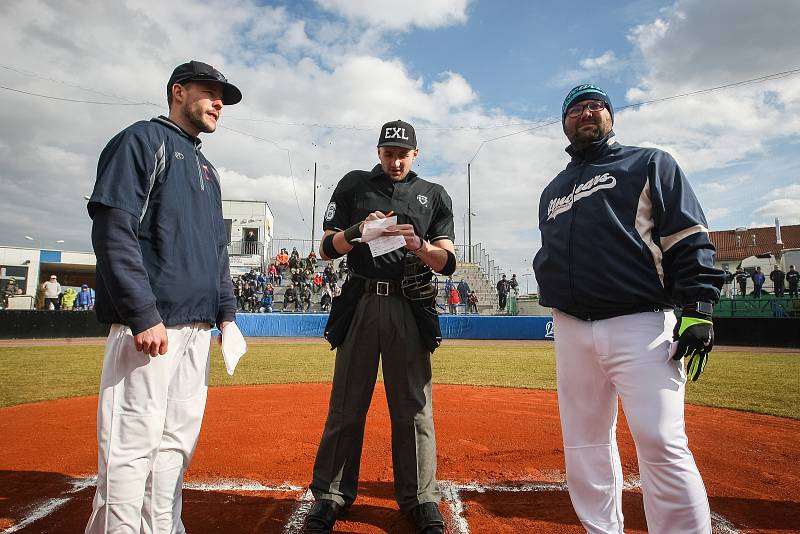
533,83,723,533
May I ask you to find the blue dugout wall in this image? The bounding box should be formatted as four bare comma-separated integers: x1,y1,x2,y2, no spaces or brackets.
230,313,555,340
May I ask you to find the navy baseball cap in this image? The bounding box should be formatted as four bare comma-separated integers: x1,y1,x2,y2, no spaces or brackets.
167,60,242,105
377,119,417,150
562,84,613,124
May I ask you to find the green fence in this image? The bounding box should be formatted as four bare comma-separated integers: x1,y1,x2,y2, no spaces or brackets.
714,297,800,318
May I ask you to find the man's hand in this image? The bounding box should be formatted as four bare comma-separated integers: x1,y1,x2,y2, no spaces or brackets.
217,320,232,346
134,322,168,357
385,223,422,251
672,312,714,381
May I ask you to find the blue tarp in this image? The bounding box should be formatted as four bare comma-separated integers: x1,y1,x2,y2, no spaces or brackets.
228,313,554,340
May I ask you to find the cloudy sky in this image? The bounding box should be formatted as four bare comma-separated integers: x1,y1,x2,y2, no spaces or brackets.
1,0,799,285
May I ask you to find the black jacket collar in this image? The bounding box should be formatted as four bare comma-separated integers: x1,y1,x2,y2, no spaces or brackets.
153,116,202,148
565,130,619,163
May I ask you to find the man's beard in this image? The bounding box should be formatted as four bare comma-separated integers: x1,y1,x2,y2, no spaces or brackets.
185,104,216,134
568,120,610,149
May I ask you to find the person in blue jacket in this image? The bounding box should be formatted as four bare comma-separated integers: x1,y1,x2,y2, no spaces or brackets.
752,266,766,298
533,84,723,533
85,61,241,534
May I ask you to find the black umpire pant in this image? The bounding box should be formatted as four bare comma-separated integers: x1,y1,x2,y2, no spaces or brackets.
311,290,440,512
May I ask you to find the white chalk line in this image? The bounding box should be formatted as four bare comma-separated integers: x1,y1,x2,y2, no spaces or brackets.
283,488,314,534
1,477,94,534
2,476,740,534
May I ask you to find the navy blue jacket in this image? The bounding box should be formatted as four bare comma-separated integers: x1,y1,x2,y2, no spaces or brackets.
533,132,723,320
88,116,236,334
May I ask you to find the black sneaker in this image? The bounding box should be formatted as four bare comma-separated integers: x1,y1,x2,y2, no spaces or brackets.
304,499,343,533
408,502,445,533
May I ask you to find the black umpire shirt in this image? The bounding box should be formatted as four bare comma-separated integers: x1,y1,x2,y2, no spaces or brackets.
323,164,455,280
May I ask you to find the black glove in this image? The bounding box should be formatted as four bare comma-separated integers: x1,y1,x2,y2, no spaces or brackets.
672,309,714,381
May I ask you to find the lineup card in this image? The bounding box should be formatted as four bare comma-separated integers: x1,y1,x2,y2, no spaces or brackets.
361,216,406,257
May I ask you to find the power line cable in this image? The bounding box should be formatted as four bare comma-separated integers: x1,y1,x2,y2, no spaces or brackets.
468,66,800,163
0,64,308,229
0,84,152,105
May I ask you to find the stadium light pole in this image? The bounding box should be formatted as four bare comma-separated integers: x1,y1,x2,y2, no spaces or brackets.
311,162,317,253
520,273,533,296
467,163,472,262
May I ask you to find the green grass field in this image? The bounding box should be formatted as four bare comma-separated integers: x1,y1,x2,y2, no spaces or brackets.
1,343,798,419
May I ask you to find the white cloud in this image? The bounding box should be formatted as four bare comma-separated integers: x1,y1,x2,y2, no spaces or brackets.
553,50,623,86
0,0,797,278
315,0,471,30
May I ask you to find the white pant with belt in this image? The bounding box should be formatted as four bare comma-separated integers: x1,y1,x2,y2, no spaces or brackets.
86,323,211,534
552,309,711,534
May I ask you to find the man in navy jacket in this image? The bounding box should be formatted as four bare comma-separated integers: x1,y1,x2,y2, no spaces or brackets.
533,84,723,533
85,61,241,533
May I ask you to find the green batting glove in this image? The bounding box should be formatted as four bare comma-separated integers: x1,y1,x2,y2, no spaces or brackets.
672,310,714,381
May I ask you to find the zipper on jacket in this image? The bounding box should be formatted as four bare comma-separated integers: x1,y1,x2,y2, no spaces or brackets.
567,162,586,311
194,145,205,191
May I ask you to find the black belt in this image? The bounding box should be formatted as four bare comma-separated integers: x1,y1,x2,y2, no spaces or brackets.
351,274,401,296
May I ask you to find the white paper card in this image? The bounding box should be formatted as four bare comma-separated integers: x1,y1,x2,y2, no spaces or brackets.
361,216,406,257
221,322,248,375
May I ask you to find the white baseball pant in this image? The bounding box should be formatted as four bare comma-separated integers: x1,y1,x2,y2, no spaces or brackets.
552,309,711,534
85,323,212,534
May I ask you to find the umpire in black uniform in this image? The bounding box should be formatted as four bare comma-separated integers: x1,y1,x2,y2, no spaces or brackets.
305,120,456,534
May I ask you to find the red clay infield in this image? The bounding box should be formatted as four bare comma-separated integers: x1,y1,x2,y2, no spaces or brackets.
1,384,799,533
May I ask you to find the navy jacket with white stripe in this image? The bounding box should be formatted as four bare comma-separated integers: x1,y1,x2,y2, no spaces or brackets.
533,131,723,320
88,116,236,334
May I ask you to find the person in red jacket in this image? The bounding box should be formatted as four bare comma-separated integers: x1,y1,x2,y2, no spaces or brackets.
447,287,460,314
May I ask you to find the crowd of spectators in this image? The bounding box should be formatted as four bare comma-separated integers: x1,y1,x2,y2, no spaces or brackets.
1,274,96,311
231,248,349,313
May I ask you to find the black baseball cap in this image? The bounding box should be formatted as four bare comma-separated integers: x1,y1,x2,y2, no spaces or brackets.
377,119,417,150
167,60,242,105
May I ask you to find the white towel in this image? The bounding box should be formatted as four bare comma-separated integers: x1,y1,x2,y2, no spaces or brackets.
221,322,248,375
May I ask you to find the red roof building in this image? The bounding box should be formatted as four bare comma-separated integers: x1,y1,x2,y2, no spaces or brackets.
708,223,800,262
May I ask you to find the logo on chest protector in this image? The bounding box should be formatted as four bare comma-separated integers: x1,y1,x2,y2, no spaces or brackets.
546,172,617,220
417,195,428,206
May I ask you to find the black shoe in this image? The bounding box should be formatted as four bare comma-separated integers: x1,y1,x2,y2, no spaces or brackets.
304,499,343,533
408,502,445,533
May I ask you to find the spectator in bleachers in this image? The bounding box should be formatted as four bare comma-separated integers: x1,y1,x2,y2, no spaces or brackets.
244,230,258,255
283,283,300,311
61,287,78,310
234,278,245,309
242,282,256,311
276,248,289,274
75,284,95,310
42,274,62,310
721,264,734,298
770,265,785,298
267,262,278,284
313,272,324,293
1,277,18,309
337,257,349,282
447,286,460,314
306,251,318,271
259,290,273,313
467,290,478,314
752,266,765,298
257,271,267,291
300,284,312,311
735,266,749,297
509,274,519,294
496,274,510,310
457,279,470,306
320,283,333,311
788,265,799,298
289,247,301,269
332,282,341,298
323,263,338,286
444,276,454,295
